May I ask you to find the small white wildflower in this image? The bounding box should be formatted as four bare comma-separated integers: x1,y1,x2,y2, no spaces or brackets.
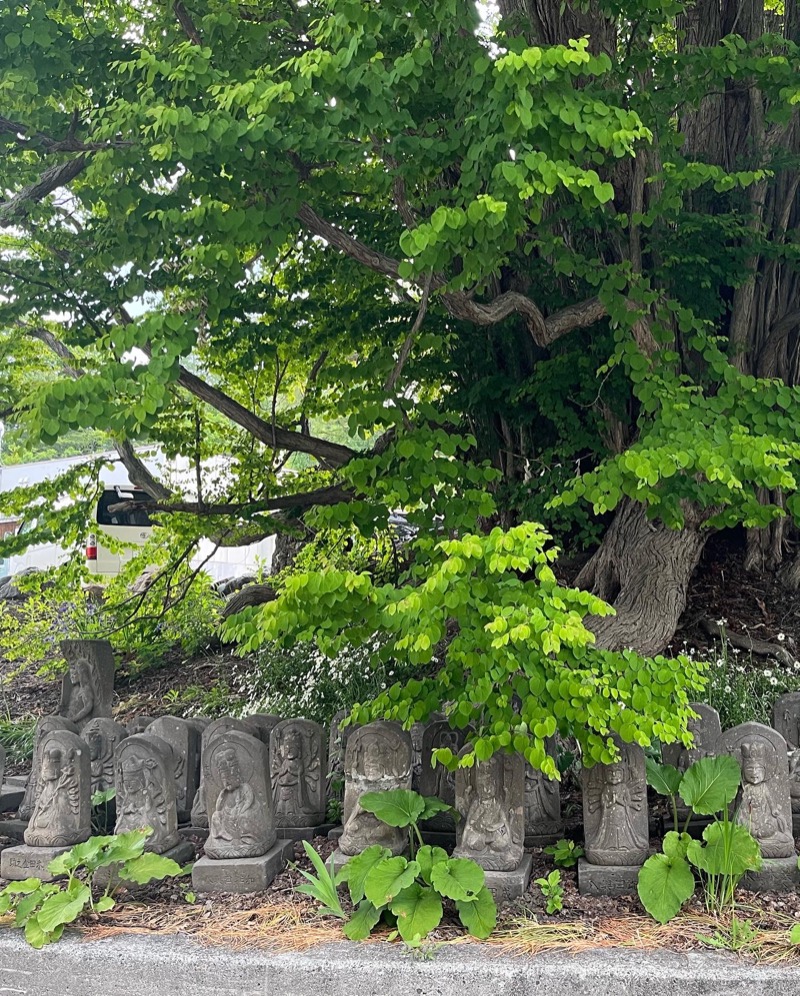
770,676,779,686
778,633,786,642
764,669,773,678
794,661,800,671
717,618,728,627
724,685,732,693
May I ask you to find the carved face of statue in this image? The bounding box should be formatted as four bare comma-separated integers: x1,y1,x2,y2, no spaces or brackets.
284,731,302,760
70,659,89,686
42,746,63,782
362,739,385,780
86,730,103,761
440,731,459,753
742,746,767,785
218,749,243,791
475,761,495,798
122,763,145,796
605,762,625,785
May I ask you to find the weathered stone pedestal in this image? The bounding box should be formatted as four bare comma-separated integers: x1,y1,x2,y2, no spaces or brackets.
578,858,642,897
94,840,196,889
192,839,294,894
524,831,561,848
0,819,28,842
1,844,72,882
742,856,800,893
327,825,343,841
0,784,25,813
275,823,335,843
482,854,533,903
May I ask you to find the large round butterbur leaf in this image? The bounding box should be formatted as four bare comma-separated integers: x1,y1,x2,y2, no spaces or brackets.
636,852,695,924
390,883,443,942
364,856,420,907
455,886,497,939
359,790,425,828
416,844,449,886
686,821,763,877
679,755,741,815
419,796,454,823
430,857,485,901
336,844,391,904
35,885,91,933
343,899,383,941
645,758,683,797
120,852,183,885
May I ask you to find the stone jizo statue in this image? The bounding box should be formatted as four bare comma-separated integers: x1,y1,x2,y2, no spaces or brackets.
18,716,79,821
58,639,115,730
24,731,91,848
452,749,525,871
271,719,326,828
338,721,412,857
83,717,127,795
204,731,276,860
582,739,649,866
114,734,182,853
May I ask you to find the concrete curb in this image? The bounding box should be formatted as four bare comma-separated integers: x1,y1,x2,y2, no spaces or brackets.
1,931,800,996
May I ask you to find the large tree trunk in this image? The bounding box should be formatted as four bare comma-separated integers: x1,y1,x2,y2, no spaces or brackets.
575,501,709,655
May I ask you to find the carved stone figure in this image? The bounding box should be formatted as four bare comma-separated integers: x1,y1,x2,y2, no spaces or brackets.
147,717,201,822
452,749,525,871
339,721,412,857
720,722,794,859
524,738,562,838
773,692,800,751
114,734,182,853
204,731,276,859
58,639,115,730
271,719,326,828
24,731,90,847
18,716,79,821
417,720,465,831
582,740,649,866
83,718,127,795
191,717,260,827
662,703,722,772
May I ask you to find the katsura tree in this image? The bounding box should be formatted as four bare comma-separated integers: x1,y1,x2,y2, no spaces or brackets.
2,0,800,760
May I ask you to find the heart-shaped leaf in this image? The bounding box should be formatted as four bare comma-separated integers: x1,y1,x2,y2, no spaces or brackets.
36,885,91,933
390,884,443,942
431,857,484,901
359,790,425,828
456,886,497,939
687,820,763,877
364,856,420,907
416,845,449,886
337,844,391,904
646,758,683,797
343,899,383,940
636,852,695,924
679,755,741,815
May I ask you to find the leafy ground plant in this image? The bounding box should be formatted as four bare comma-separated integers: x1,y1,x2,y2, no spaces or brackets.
637,755,762,923
298,789,497,944
535,870,564,914
0,829,188,947
544,839,584,869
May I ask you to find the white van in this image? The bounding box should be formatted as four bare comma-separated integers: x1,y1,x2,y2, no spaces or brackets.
86,486,154,576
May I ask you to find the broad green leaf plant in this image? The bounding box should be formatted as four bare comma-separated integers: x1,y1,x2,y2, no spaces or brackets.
297,789,497,944
0,829,188,948
637,756,762,923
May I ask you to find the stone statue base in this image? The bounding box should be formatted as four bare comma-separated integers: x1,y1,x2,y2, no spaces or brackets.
327,825,343,841
94,840,196,889
578,857,643,897
275,823,336,843
0,784,25,813
192,839,295,894
0,819,28,842
1,844,72,882
482,854,533,903
524,830,562,848
742,855,800,893
179,825,209,841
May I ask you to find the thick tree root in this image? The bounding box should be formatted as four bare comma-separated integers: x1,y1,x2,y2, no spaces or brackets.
700,618,796,669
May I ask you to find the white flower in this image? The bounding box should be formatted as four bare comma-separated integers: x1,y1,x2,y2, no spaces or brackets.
717,618,728,627
764,670,773,678
724,685,732,693
778,633,786,642
770,676,779,686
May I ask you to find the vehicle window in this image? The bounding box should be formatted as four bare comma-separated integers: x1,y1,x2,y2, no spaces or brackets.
96,490,153,527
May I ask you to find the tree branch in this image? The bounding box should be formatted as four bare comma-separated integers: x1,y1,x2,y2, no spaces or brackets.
173,0,203,45
110,482,354,517
0,157,89,228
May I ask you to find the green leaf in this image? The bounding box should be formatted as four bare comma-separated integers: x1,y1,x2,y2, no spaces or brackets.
343,899,383,940
94,896,116,913
430,857,484,901
36,886,91,932
662,830,691,861
679,755,741,815
119,853,182,885
686,821,763,878
636,852,695,924
24,916,50,949
456,886,497,938
419,796,454,823
359,789,425,828
789,922,800,945
364,856,420,907
645,758,683,797
416,845,449,886
390,883,443,942
2,878,43,895
337,844,391,904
